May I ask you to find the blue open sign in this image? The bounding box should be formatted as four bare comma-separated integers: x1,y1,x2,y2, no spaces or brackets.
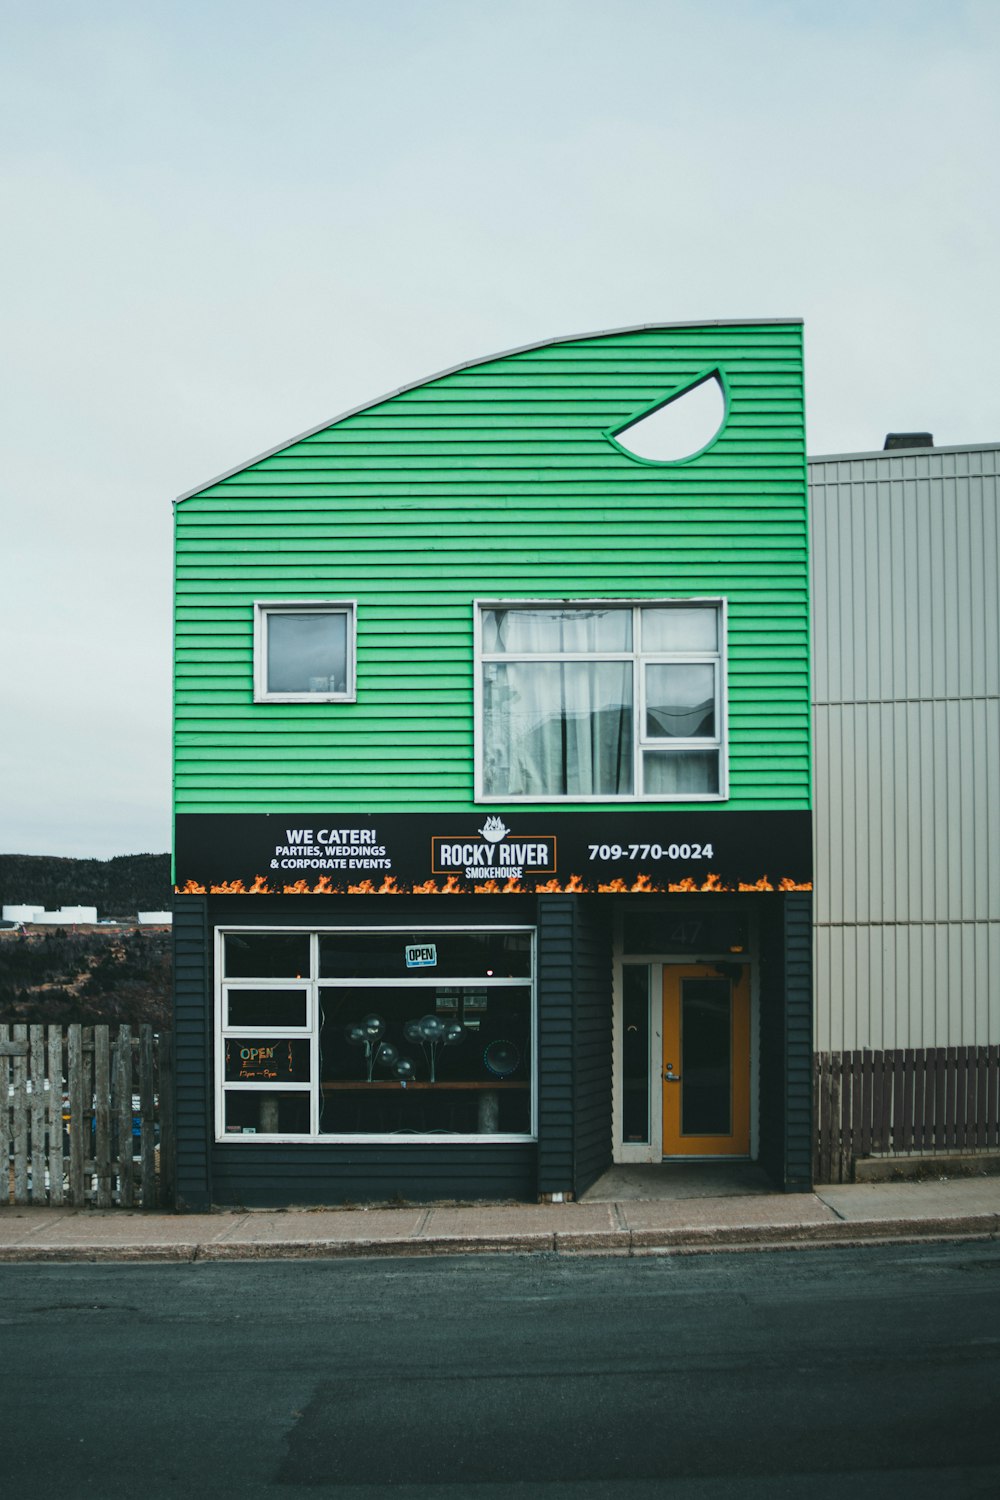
405,943,437,969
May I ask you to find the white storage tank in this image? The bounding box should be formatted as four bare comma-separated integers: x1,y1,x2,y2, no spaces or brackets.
32,906,99,924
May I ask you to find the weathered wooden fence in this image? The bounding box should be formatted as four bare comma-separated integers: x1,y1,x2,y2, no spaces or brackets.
1,1023,174,1208
814,1046,1000,1184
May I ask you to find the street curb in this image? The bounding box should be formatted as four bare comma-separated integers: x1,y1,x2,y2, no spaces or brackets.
0,1214,996,1263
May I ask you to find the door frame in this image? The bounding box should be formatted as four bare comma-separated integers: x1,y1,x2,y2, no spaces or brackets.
661,962,751,1157
612,915,759,1164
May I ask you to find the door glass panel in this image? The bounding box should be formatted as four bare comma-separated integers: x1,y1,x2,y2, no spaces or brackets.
621,965,650,1143
681,978,731,1135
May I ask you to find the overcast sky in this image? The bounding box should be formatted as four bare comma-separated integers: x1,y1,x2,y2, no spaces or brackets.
2,0,998,861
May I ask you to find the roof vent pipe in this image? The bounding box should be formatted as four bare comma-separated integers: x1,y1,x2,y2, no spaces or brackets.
883,432,933,450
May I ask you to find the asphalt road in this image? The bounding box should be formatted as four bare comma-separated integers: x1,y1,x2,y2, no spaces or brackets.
1,1242,998,1498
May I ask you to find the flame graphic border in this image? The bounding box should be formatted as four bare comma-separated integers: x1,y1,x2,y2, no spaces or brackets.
175,871,812,897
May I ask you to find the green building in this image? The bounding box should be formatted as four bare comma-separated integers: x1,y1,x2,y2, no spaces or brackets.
172,319,812,1207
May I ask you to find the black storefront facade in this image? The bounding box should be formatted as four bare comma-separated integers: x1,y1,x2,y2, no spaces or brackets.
172,815,813,1209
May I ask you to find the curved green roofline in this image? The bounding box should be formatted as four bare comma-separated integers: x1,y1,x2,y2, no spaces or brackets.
173,317,802,505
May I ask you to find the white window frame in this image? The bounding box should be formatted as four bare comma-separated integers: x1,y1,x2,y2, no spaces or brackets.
253,600,357,703
214,925,537,1145
474,597,728,803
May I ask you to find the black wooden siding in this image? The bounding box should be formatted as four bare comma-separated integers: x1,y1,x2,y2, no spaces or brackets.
173,893,617,1206
783,892,814,1190
757,892,813,1192
175,895,542,1207
535,897,613,1198
571,900,614,1195
535,897,574,1195
173,895,213,1209
209,1142,536,1208
173,892,809,1203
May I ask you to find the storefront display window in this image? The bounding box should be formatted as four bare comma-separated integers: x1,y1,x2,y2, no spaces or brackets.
217,926,535,1142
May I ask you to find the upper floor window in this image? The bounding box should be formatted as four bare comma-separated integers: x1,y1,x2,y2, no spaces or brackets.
476,601,726,801
254,602,356,703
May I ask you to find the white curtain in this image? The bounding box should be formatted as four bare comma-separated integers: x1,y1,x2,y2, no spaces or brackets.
484,655,633,796
643,751,718,794
482,607,632,655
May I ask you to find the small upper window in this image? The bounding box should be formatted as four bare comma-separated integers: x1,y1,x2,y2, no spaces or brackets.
254,602,356,703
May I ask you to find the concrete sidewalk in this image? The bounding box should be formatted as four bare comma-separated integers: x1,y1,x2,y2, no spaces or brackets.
1,1177,998,1263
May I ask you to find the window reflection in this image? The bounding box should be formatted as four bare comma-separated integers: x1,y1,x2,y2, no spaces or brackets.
319,985,531,1135
319,930,531,980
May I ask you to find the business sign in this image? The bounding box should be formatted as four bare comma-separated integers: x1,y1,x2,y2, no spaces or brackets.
405,943,438,968
175,810,811,895
432,815,557,879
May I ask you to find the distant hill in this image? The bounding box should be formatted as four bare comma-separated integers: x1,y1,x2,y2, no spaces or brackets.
0,853,171,919
0,927,171,1026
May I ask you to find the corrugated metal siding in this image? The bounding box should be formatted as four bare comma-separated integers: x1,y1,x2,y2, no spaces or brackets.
174,323,809,815
810,445,1000,1052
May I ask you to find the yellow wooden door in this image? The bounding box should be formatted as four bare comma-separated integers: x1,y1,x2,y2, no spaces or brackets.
662,964,750,1156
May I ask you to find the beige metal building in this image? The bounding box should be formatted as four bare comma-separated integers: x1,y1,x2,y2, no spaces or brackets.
809,438,1000,1176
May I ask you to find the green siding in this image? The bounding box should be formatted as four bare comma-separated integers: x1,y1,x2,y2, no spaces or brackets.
174,323,809,815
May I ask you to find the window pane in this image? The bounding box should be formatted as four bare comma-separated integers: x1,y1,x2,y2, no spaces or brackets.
267,611,347,694
483,660,633,796
223,1091,311,1135
320,930,531,980
641,607,717,652
643,750,719,794
645,663,715,738
622,911,749,955
319,985,532,1135
481,607,631,654
621,966,650,1143
224,1037,312,1083
681,979,732,1135
226,988,309,1028
224,932,311,978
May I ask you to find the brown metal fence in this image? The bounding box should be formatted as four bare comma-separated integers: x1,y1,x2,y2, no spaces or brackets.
814,1045,1000,1184
1,1023,174,1208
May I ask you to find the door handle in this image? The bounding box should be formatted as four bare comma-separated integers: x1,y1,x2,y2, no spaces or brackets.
663,1068,682,1082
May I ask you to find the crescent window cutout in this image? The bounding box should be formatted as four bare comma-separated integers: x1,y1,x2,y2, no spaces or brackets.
608,369,727,464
